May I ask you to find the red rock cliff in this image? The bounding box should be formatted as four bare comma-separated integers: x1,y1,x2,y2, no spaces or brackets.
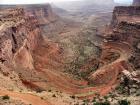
0,8,44,90
105,6,140,69
0,8,42,69
24,4,58,25
0,5,64,90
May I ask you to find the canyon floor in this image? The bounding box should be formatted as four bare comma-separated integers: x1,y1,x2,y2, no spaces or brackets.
0,1,140,105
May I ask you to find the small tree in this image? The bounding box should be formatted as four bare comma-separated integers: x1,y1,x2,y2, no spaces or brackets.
118,99,130,105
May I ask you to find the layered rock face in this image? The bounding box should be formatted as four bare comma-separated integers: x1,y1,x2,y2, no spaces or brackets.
87,5,140,97
0,5,65,91
133,0,140,6
106,6,140,69
0,8,43,90
111,6,140,28
0,4,58,24
0,3,139,103
0,8,42,68
23,4,58,24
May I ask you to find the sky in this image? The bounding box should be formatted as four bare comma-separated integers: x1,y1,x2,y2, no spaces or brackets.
0,0,79,4
0,0,133,4
114,0,132,4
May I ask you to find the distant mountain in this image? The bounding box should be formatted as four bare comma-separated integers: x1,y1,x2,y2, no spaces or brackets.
83,0,115,5
51,4,69,15
133,0,140,5
0,4,58,24
54,0,116,12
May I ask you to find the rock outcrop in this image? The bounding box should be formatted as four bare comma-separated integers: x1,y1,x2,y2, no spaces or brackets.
133,0,140,6
109,6,140,69
0,4,58,25
0,4,65,91
0,8,42,68
0,9,36,89
87,5,140,99
111,6,140,28
0,8,43,90
23,4,58,25
0,3,139,105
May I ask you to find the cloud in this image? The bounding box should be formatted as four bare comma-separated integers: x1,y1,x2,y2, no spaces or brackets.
114,0,133,4
0,0,77,4
0,0,133,5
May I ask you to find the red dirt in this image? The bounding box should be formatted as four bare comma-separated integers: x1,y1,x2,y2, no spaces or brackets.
32,40,132,99
0,90,52,105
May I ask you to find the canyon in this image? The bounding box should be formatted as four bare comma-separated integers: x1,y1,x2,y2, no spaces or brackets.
133,0,140,5
0,1,140,105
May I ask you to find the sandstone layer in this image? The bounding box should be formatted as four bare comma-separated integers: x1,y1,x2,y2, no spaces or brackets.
0,2,139,105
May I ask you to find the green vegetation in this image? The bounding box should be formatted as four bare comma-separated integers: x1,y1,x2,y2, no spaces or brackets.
93,101,110,105
118,99,130,105
65,56,100,80
63,27,102,80
103,96,109,101
92,96,110,105
75,91,96,97
136,92,140,96
36,88,45,93
83,99,90,105
116,76,131,95
116,85,125,94
2,95,10,100
70,95,75,99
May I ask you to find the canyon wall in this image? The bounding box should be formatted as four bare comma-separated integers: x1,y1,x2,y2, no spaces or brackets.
0,4,65,91
106,6,140,69
0,4,58,24
23,4,58,25
0,8,42,69
0,8,43,90
133,0,140,6
111,6,140,28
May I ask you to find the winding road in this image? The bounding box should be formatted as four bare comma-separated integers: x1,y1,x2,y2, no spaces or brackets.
0,41,132,105
33,41,132,99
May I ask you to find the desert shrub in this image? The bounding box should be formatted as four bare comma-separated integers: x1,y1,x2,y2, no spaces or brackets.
93,101,110,105
92,98,96,102
2,95,10,100
136,92,140,96
40,97,44,100
83,99,90,105
36,88,45,93
48,89,52,92
116,85,126,94
104,96,109,101
118,99,130,105
70,95,75,99
52,94,56,97
94,102,100,105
